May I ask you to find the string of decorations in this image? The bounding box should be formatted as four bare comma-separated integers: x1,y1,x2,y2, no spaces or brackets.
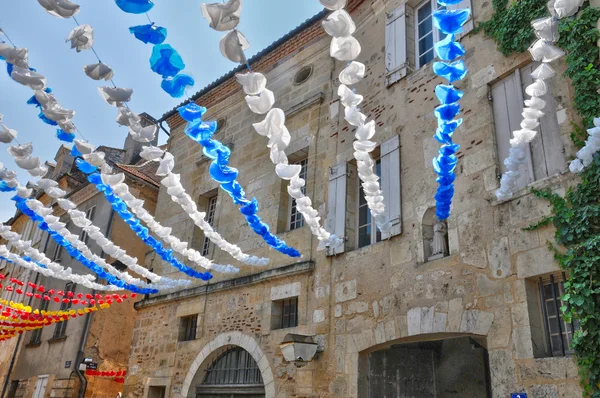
201,0,343,250
495,0,580,200
13,196,159,294
0,226,122,292
84,369,127,384
430,1,471,220
569,117,600,173
318,0,393,233
97,170,242,272
178,103,301,257
0,273,133,306
112,0,195,97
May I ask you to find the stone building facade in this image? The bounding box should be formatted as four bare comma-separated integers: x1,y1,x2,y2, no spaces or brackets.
125,0,586,397
1,133,161,398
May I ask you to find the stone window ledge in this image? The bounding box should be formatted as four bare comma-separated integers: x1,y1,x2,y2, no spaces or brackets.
24,342,41,348
416,253,459,269
490,171,571,207
47,336,68,344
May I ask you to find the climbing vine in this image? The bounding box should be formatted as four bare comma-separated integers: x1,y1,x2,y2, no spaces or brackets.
477,1,600,396
527,158,600,397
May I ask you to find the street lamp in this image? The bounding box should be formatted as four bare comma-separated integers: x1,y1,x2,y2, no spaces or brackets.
279,334,318,368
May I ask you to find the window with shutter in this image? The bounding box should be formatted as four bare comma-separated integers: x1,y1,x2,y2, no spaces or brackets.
326,163,348,256
415,0,448,69
385,5,408,86
492,65,565,193
380,135,402,239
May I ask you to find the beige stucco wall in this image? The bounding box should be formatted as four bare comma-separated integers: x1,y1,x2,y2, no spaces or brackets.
125,0,583,397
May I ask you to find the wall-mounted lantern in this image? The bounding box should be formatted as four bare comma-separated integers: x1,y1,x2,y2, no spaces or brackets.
279,334,318,368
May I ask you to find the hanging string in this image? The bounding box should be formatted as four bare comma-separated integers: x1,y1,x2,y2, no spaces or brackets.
0,29,16,47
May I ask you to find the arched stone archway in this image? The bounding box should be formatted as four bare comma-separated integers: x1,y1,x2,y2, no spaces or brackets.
178,332,275,398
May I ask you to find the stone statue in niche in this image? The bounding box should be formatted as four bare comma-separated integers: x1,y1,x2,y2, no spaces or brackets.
429,220,449,261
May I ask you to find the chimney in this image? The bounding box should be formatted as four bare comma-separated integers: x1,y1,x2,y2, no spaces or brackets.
123,113,159,165
52,145,74,178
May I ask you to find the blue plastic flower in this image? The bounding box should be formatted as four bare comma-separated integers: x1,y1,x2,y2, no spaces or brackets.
56,129,76,142
150,44,185,78
434,34,466,61
435,85,464,104
209,163,239,184
71,146,82,158
435,103,461,122
178,103,207,122
433,9,471,35
129,23,167,44
437,0,463,5
161,73,195,98
433,60,468,82
27,87,52,108
76,158,98,174
114,0,154,14
38,110,58,126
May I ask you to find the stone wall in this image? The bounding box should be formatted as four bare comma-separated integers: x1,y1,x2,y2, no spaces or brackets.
125,0,584,397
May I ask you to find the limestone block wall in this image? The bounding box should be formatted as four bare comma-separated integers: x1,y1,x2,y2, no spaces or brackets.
126,0,584,397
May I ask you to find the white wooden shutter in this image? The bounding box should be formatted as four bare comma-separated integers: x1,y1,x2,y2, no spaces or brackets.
447,0,474,39
380,136,402,239
520,63,565,178
326,163,347,256
492,69,535,192
33,376,48,398
385,5,408,86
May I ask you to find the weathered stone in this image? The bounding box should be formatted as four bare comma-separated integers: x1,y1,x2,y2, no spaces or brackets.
335,280,357,303
488,236,511,278
460,310,479,333
529,384,559,398
477,274,504,297
489,350,518,397
407,308,421,336
433,312,447,333
517,248,560,278
421,306,435,334
313,309,325,324
513,327,534,359
447,298,463,332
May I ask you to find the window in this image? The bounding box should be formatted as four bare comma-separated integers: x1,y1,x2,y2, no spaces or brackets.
147,386,166,398
80,207,95,244
326,136,401,256
358,159,382,249
271,297,298,330
289,158,308,231
526,273,579,358
198,347,264,396
415,0,446,68
32,375,48,398
53,282,75,339
492,65,565,193
539,274,578,356
179,315,198,342
201,196,218,257
30,300,49,344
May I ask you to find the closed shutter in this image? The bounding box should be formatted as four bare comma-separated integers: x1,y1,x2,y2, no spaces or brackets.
380,136,402,239
447,0,474,39
32,376,48,398
520,63,565,178
385,5,408,86
491,69,534,192
326,163,347,256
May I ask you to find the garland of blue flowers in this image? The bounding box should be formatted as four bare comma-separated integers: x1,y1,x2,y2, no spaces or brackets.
2,62,75,144
178,103,301,258
12,196,157,294
83,170,214,281
431,3,470,221
114,0,195,98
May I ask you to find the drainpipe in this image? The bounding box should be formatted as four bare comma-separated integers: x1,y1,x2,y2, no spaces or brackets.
75,208,115,398
1,232,51,398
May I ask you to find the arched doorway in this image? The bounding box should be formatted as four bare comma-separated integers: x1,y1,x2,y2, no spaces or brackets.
195,347,265,398
360,336,491,397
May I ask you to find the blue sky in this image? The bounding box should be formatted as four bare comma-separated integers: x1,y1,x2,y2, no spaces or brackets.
0,0,323,222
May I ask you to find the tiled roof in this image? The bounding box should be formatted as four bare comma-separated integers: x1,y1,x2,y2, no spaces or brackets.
115,161,161,187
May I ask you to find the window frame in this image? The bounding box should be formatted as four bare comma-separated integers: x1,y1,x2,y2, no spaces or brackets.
288,157,308,231
201,196,218,257
30,300,50,344
280,297,299,329
356,158,382,249
179,314,198,342
52,282,75,339
414,0,446,69
538,273,578,357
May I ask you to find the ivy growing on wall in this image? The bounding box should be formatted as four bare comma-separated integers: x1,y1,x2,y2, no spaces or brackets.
477,1,600,396
527,158,600,397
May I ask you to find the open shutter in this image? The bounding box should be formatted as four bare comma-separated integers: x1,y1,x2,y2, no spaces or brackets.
520,63,565,178
385,5,408,86
447,0,474,39
491,69,534,192
380,136,402,239
326,163,347,256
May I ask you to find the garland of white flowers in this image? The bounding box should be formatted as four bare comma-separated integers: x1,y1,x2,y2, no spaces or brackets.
319,0,392,233
139,146,270,267
0,225,121,292
495,0,584,200
201,0,343,250
569,118,600,173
